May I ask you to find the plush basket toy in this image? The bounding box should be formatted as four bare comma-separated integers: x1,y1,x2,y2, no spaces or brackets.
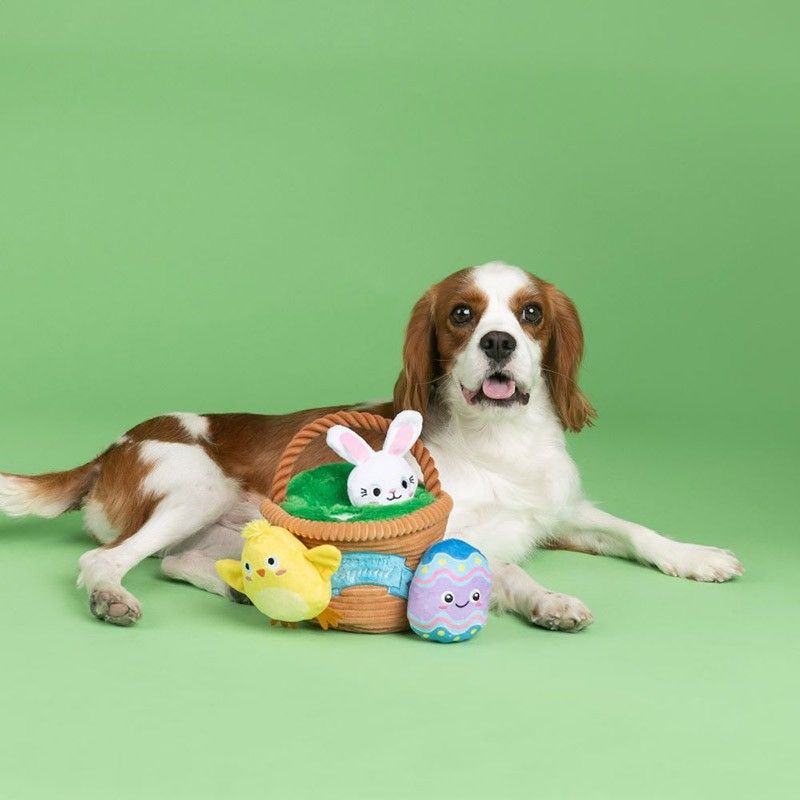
260,411,453,633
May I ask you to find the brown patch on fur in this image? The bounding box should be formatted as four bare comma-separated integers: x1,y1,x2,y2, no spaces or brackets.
394,268,488,413
85,443,162,545
395,266,595,431
203,402,395,497
124,416,197,444
13,461,101,512
537,280,597,432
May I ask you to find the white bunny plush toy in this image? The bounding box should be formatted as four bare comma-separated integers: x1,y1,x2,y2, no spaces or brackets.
326,410,424,507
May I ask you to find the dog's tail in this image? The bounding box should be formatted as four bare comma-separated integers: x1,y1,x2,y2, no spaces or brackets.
0,459,101,519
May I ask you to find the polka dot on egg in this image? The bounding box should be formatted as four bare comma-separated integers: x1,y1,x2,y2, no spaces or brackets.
421,566,428,574
437,630,445,637
454,636,461,641
470,628,478,635
438,558,446,565
457,563,465,572
474,556,482,565
423,633,430,639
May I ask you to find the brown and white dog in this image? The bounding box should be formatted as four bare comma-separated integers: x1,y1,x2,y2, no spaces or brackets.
0,262,742,628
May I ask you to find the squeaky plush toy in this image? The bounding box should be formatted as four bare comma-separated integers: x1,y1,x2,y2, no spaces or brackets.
216,520,342,629
406,539,492,643
326,410,424,507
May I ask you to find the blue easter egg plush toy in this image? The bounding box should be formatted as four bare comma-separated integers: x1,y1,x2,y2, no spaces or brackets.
406,539,492,643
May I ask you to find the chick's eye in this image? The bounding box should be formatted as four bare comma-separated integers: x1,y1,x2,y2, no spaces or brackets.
450,304,473,325
471,591,481,602
265,555,280,570
243,562,252,574
522,303,542,325
442,592,454,604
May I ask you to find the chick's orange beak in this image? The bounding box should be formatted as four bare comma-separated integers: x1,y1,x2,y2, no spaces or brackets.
256,568,266,577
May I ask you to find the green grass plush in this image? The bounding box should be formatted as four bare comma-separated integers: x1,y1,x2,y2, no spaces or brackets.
280,463,435,522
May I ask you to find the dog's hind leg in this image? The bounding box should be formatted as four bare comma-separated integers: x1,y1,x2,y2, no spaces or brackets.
78,441,240,626
160,503,261,602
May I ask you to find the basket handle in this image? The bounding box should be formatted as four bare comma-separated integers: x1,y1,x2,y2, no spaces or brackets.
269,410,443,503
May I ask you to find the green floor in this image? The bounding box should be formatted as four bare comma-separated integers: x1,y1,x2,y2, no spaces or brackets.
2,1,798,796
1,416,795,799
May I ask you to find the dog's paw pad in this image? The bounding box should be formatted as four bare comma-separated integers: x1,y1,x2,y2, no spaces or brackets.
530,592,593,632
89,588,142,626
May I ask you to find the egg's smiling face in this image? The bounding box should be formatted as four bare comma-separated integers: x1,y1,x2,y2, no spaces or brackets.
437,586,484,617
407,539,492,642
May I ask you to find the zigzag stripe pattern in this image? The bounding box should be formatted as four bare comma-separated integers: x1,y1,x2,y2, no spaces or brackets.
412,566,492,587
408,612,486,633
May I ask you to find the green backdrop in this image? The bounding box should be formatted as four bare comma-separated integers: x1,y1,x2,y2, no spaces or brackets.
1,3,797,798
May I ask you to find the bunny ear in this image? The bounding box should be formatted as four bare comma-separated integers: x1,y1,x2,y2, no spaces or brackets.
326,425,376,466
383,410,423,457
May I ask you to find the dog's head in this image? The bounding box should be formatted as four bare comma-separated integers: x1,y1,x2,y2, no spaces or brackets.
394,262,596,432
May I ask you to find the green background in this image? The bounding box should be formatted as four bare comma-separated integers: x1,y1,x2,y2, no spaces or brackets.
1,3,797,798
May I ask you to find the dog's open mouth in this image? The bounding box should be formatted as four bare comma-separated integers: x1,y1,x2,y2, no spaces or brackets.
461,373,530,406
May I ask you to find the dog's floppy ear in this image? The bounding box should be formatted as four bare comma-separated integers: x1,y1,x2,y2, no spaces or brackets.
541,284,597,433
394,291,437,414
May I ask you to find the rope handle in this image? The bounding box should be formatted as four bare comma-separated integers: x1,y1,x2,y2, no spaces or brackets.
269,410,442,503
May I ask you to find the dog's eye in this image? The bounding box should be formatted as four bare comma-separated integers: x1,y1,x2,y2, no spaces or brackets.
471,591,481,602
521,303,542,325
450,304,473,325
442,592,454,604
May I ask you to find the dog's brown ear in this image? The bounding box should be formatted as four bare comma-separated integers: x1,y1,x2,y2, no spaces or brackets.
394,291,437,414
542,285,597,432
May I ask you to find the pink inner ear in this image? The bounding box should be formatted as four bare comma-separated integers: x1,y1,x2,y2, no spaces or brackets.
387,425,413,456
341,431,372,463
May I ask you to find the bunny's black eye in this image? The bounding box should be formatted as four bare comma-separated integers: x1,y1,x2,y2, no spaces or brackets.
450,304,473,326
401,479,408,489
372,487,382,497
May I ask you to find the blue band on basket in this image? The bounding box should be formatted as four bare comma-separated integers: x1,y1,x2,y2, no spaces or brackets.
331,552,413,599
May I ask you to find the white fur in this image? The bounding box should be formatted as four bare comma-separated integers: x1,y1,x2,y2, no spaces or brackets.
3,261,741,629
0,473,72,518
83,498,117,544
423,262,742,628
77,441,240,624
168,412,210,440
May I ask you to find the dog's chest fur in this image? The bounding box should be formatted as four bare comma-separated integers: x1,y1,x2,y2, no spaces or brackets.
423,396,582,564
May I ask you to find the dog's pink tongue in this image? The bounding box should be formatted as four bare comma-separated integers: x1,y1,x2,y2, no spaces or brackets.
482,376,516,400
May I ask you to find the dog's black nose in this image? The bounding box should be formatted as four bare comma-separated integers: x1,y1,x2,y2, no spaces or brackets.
479,330,517,363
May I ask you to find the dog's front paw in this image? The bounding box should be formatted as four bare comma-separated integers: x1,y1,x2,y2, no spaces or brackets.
653,544,743,583
89,586,142,626
530,591,593,632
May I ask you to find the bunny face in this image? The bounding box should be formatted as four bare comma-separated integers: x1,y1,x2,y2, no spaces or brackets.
326,410,424,507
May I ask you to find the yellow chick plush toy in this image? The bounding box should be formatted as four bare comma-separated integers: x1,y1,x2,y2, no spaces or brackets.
216,520,342,630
